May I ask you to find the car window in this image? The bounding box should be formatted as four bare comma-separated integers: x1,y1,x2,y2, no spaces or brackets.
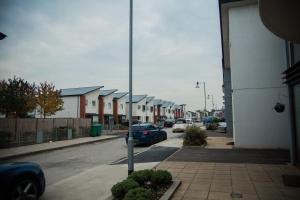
132,126,147,131
147,125,157,130
176,120,186,124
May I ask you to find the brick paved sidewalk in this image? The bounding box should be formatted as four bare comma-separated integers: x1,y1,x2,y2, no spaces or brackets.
156,161,300,200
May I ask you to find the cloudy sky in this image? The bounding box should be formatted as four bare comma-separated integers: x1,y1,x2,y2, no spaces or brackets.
0,0,223,111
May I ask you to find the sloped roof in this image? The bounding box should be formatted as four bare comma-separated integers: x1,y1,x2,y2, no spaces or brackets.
99,89,118,96
162,101,172,108
113,92,128,99
153,99,163,106
146,96,155,103
61,86,103,96
126,95,147,103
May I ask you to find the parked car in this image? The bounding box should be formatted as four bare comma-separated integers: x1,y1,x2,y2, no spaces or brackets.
164,119,175,128
0,162,46,200
125,123,167,146
172,118,189,133
218,122,227,133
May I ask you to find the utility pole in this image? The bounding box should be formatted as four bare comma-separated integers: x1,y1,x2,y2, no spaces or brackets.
127,0,134,175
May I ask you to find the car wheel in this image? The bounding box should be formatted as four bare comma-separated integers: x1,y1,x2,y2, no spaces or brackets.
11,176,39,200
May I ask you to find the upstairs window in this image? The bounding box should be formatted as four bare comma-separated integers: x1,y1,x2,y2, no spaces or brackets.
138,105,141,110
92,100,96,106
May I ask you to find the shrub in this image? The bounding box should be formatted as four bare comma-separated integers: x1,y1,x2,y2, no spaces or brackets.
111,179,139,199
213,117,220,123
123,187,153,200
128,169,154,186
183,126,207,146
151,170,172,187
206,123,218,130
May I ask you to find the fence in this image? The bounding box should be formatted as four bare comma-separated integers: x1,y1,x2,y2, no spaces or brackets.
0,118,91,148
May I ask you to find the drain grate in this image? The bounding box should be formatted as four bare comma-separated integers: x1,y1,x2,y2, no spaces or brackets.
231,192,243,198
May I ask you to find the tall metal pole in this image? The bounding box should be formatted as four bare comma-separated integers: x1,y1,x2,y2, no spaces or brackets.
203,82,207,116
128,0,134,175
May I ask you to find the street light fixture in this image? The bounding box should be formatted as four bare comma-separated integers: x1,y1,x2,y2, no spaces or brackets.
0,32,7,40
196,81,207,115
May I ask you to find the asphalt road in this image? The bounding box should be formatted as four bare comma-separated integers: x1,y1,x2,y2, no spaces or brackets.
5,128,184,186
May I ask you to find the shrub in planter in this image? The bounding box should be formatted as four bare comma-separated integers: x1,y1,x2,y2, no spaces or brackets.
111,179,139,199
183,126,207,146
151,170,172,187
213,117,220,123
128,169,154,186
206,123,218,130
123,187,153,200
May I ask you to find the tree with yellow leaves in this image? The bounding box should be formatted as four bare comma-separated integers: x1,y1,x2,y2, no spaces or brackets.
36,82,63,118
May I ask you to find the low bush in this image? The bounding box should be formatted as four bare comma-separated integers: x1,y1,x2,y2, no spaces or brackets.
123,187,153,200
213,117,220,123
183,126,207,146
128,169,153,186
206,123,218,130
151,170,172,187
111,179,139,199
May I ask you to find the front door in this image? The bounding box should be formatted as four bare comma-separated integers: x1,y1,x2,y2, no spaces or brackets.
294,84,300,164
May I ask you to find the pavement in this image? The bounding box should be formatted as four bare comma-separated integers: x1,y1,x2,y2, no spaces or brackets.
41,162,159,200
154,131,300,200
0,134,121,160
3,128,300,200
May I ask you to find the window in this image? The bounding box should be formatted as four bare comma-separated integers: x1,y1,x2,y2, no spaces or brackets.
138,105,141,110
142,105,146,111
92,100,96,106
121,104,124,110
108,102,111,109
150,107,153,112
85,99,88,106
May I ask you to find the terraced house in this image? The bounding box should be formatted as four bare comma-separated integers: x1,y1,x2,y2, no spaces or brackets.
53,86,103,121
126,95,148,122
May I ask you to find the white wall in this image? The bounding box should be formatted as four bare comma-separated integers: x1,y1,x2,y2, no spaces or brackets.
229,4,290,149
146,100,154,123
103,94,114,115
118,96,126,116
53,96,79,118
136,98,147,122
85,90,99,114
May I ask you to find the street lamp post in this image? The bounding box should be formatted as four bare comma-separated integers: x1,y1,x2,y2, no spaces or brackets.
196,81,207,115
128,0,134,175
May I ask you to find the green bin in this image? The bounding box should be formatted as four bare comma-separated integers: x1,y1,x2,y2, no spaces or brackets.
90,123,102,137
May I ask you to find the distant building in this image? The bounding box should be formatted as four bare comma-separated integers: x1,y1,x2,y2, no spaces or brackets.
52,86,103,121
145,96,155,123
126,95,148,122
113,92,128,124
99,89,118,125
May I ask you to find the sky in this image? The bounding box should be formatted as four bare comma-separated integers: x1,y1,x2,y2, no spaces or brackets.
0,0,223,112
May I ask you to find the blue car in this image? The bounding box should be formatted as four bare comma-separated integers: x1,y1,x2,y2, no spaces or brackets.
126,123,167,146
0,162,46,200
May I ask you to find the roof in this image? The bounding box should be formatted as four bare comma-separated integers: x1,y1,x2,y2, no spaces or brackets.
60,86,103,96
146,96,155,103
162,101,171,108
113,92,128,99
99,89,118,96
153,99,163,106
125,95,147,103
